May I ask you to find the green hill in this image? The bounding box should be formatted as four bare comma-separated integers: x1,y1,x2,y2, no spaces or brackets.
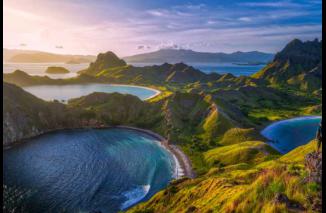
252,39,322,93
45,66,70,74
3,38,322,213
128,140,321,213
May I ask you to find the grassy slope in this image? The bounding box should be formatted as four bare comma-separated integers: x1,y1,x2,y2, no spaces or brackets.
128,140,319,213
4,40,322,212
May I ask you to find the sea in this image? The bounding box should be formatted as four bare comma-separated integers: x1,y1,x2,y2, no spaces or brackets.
3,62,265,78
3,128,176,213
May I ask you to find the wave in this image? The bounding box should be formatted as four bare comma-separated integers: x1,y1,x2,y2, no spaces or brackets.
120,185,151,210
171,153,184,178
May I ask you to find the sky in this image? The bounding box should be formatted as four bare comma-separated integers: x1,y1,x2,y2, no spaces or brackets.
3,0,322,57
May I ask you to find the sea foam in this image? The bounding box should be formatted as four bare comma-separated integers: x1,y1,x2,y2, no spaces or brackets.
120,185,151,210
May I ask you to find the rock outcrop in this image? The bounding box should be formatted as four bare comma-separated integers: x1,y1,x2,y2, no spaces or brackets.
45,66,70,74
252,38,322,93
304,151,322,183
79,51,127,76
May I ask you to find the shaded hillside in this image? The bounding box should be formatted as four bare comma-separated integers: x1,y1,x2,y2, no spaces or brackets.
3,82,79,145
124,48,274,63
252,39,322,92
67,92,161,127
3,70,100,87
3,83,236,152
94,62,220,84
3,82,160,145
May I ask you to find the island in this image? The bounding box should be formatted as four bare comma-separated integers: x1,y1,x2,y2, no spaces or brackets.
45,66,70,74
65,58,91,64
3,38,322,213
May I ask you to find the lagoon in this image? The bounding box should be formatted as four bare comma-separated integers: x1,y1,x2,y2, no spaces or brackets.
3,128,176,213
22,84,160,102
261,116,322,154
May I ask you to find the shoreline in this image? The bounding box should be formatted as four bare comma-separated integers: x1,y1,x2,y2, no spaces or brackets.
115,126,196,179
22,83,162,101
3,125,195,179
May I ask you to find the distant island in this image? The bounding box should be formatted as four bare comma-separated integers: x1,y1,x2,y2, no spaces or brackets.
3,38,322,213
45,66,70,74
65,58,91,64
123,48,274,64
3,48,95,63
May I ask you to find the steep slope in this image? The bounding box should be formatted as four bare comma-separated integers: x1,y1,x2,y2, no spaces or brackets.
67,92,161,127
3,83,236,151
3,82,78,145
79,51,127,76
128,140,320,213
3,83,156,145
95,62,220,84
252,39,322,92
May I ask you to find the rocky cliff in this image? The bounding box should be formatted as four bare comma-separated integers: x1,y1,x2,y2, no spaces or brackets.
252,38,322,93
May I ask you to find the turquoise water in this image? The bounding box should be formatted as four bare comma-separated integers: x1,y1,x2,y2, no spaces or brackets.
23,84,158,102
3,63,89,79
261,116,322,154
3,128,176,213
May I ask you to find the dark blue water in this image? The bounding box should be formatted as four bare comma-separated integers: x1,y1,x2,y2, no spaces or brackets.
130,62,265,77
261,116,322,154
3,128,176,213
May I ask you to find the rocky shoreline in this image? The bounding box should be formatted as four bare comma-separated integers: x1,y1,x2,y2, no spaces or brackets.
115,126,196,179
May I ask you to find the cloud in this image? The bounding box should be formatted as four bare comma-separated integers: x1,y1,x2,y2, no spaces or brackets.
238,17,252,22
239,1,301,8
147,9,169,17
184,4,206,10
4,0,321,56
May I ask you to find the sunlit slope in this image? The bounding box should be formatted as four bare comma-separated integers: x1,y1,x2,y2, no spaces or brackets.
128,140,320,213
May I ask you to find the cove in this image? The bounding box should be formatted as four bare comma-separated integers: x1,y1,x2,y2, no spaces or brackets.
3,128,176,213
261,116,322,154
22,84,160,102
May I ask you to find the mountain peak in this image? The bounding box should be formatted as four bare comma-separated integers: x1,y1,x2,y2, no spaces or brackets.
80,51,127,76
275,38,321,64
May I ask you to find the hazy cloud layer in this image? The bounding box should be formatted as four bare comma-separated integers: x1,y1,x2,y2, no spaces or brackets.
4,0,322,56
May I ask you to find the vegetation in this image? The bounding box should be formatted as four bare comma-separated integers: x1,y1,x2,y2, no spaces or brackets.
45,66,70,74
128,141,319,213
3,38,322,212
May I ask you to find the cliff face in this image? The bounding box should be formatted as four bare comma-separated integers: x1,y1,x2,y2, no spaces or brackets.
252,39,322,92
79,51,127,76
3,82,236,149
3,82,154,145
3,82,84,145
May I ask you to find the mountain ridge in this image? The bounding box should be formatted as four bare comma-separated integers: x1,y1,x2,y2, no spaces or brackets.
252,38,322,92
123,48,274,63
